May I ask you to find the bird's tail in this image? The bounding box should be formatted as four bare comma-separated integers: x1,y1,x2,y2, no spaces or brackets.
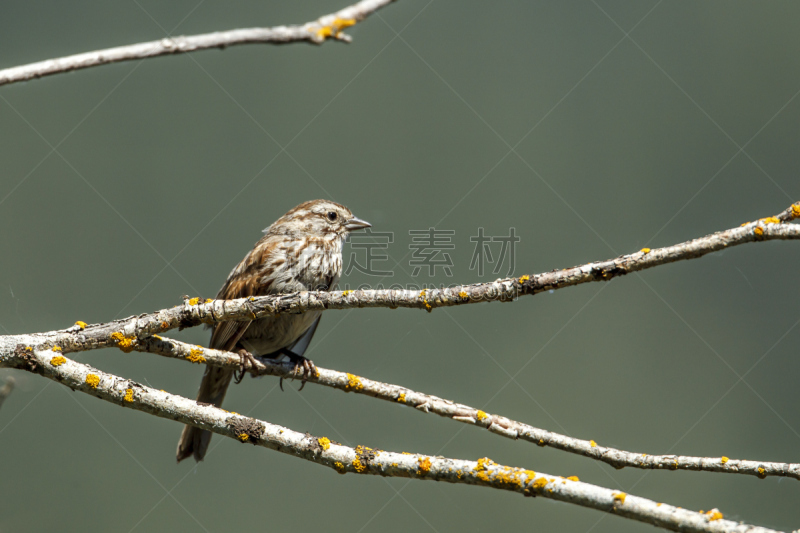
176,366,234,462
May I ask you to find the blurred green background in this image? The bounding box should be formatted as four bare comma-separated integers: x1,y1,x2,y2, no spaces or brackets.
2,1,799,531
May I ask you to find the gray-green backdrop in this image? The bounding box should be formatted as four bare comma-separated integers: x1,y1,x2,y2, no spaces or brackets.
1,1,799,531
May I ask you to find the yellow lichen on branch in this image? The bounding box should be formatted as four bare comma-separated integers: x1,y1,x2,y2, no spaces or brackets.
318,437,331,451
85,374,100,388
417,456,432,475
186,348,206,364
50,355,66,366
314,17,356,40
345,373,364,392
110,331,135,353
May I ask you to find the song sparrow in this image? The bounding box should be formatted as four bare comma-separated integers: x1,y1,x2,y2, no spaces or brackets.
176,199,371,462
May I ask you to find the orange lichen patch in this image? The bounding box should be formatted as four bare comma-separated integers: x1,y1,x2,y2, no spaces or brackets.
85,374,100,389
793,204,800,217
532,477,548,490
419,290,432,312
518,275,530,283
473,458,532,489
590,440,597,447
74,321,87,330
640,248,651,254
186,348,206,364
760,217,780,224
458,291,468,299
50,355,67,367
317,17,356,39
314,17,356,39
237,433,249,442
52,346,62,352
721,456,729,464
124,389,134,402
318,437,331,451
341,290,353,297
345,373,364,392
396,393,406,403
705,509,724,521
352,456,367,473
740,221,750,226
476,410,488,421
474,457,494,482
188,297,200,305
537,439,545,447
613,492,627,504
334,461,346,474
315,25,334,39
475,457,494,471
110,331,135,353
567,476,579,482
417,456,432,475
754,226,764,236
161,321,169,329
757,467,766,478
333,17,356,30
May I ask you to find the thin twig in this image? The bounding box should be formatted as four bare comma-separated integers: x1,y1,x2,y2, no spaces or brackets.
1,347,777,533
0,0,397,87
129,334,800,481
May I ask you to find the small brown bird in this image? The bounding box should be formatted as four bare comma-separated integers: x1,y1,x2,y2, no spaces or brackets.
176,199,370,462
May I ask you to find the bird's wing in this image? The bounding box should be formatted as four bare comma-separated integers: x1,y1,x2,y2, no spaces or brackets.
287,315,321,358
208,237,277,350
209,319,251,351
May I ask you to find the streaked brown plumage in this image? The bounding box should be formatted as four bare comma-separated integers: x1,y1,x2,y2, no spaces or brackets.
176,199,370,462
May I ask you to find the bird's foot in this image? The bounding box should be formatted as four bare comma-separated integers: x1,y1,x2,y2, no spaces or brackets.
233,348,259,384
278,352,317,392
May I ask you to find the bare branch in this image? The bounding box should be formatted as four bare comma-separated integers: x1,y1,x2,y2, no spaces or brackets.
0,0,397,87
3,203,795,358
1,347,777,533
129,334,800,482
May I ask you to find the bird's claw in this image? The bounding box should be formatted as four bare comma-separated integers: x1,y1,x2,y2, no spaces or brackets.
279,353,316,392
233,349,259,384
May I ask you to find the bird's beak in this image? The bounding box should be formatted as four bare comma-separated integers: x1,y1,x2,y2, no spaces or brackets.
345,216,371,231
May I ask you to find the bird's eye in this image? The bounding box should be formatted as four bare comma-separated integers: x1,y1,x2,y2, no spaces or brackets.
327,211,338,221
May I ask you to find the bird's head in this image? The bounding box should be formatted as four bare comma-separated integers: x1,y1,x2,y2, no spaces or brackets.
267,199,371,240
